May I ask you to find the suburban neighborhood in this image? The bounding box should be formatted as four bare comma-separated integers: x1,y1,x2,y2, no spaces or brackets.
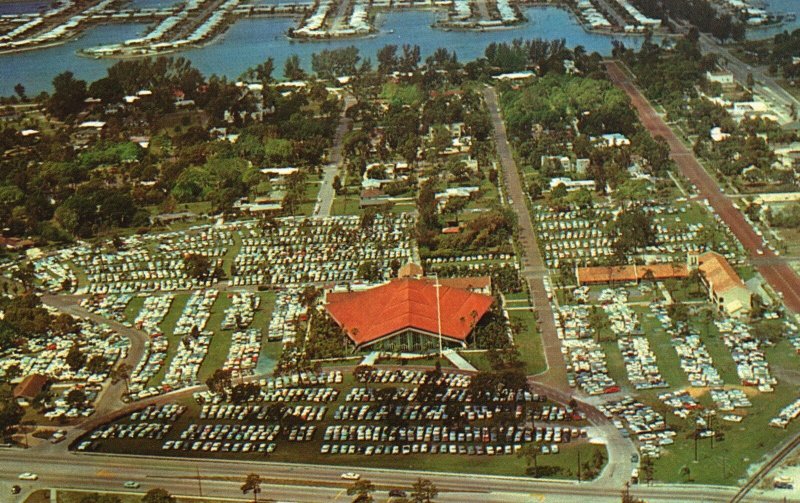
0,5,800,502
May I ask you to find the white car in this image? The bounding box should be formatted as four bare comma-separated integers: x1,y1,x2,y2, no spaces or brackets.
340,472,360,481
18,473,38,480
124,481,140,488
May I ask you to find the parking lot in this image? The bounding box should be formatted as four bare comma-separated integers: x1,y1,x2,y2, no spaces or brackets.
76,368,603,476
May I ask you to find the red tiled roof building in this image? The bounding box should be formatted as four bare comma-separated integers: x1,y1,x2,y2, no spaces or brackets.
325,278,493,352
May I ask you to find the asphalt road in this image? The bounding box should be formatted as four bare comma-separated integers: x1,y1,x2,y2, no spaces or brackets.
605,60,800,313
484,86,639,490
315,93,355,217
482,86,566,389
0,449,759,503
41,294,149,416
694,29,799,117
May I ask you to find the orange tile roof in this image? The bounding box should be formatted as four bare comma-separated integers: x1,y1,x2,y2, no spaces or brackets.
577,263,688,284
325,278,493,347
13,374,48,399
698,251,745,294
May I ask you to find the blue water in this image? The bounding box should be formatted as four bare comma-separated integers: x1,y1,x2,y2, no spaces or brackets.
0,7,645,95
0,0,48,14
1,23,147,94
126,0,179,9
748,0,800,38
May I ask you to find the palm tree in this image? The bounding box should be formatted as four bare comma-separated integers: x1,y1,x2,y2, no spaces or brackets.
347,479,375,503
241,473,262,503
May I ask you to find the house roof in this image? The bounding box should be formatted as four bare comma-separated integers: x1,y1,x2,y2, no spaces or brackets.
13,374,48,399
325,278,493,347
577,263,688,284
698,251,746,294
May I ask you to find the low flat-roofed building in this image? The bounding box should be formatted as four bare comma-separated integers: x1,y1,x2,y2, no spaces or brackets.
576,263,688,285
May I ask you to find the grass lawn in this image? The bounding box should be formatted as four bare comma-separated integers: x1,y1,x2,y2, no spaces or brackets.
123,296,144,324
67,260,89,291
504,292,530,302
691,320,739,386
650,379,800,485
297,175,323,216
197,294,234,382
375,357,455,368
146,293,189,388
509,309,546,375
222,231,242,276
600,340,630,390
637,307,689,389
460,351,493,371
331,192,364,216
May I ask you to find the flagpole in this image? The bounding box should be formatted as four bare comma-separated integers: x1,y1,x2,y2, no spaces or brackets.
434,273,443,358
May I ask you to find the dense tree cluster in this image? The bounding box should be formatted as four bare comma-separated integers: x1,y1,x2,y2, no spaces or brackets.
1,55,340,242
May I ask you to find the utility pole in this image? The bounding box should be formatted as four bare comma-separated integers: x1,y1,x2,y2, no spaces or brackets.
577,450,581,483
197,466,203,497
693,417,699,463
708,411,714,450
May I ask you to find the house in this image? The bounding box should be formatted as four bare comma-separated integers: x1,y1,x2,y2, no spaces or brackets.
360,188,392,209
710,127,730,142
706,70,735,86
693,252,751,317
549,177,596,192
13,374,49,404
0,237,35,251
596,133,631,147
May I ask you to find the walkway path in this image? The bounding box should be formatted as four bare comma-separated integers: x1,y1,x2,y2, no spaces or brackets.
315,93,356,217
483,86,566,390
605,60,800,313
443,349,477,371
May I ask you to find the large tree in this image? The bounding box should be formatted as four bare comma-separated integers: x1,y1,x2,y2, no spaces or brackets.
48,71,88,120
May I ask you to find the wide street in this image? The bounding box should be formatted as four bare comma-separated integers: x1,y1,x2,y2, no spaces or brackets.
605,60,800,314
0,448,759,502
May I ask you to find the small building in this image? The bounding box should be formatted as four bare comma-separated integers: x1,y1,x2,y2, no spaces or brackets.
694,252,751,317
0,237,34,251
706,70,735,86
549,177,596,192
13,374,49,404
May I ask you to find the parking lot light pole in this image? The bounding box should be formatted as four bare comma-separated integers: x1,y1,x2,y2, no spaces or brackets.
434,274,443,359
